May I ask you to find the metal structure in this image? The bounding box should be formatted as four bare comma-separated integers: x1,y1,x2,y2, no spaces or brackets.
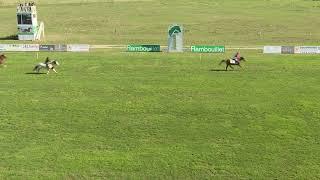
168,24,183,52
16,2,44,41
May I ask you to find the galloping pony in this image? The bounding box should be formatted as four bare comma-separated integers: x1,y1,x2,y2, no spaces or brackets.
33,60,60,74
219,57,246,71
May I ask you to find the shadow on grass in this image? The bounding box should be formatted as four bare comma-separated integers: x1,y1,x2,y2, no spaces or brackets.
209,69,227,72
25,72,47,75
209,69,241,72
0,35,18,40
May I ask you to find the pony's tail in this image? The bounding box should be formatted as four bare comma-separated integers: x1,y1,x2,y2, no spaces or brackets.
219,59,226,65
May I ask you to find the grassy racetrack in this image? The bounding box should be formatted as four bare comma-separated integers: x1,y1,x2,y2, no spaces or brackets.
1,0,320,179
1,51,320,178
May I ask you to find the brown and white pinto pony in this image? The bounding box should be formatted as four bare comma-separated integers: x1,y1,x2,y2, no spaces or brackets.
33,60,60,74
0,54,7,67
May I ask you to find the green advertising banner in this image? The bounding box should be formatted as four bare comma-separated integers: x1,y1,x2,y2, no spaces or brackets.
127,45,161,52
191,45,225,53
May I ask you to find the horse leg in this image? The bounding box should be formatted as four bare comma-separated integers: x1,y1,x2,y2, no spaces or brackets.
34,65,42,73
33,66,38,72
52,68,57,73
226,64,228,71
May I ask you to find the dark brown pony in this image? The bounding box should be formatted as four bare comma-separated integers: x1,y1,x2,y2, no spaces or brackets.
219,57,245,71
0,54,7,67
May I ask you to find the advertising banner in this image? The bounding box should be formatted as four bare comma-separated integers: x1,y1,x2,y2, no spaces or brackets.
281,46,295,54
295,46,319,54
127,45,161,52
0,44,8,51
39,45,55,51
67,44,90,52
0,44,39,51
191,45,225,53
294,46,301,54
263,46,282,54
54,44,67,52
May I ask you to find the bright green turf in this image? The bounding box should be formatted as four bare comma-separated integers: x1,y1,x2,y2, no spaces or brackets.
0,51,320,179
1,0,320,45
1,0,320,179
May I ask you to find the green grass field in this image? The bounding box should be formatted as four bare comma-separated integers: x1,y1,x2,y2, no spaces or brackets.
1,0,320,179
1,51,320,179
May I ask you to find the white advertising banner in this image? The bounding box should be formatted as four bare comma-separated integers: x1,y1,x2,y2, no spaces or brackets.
0,44,8,51
0,44,39,51
67,44,90,52
295,46,320,54
263,46,282,54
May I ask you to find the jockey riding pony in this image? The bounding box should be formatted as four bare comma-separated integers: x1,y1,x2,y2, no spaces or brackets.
231,52,241,64
44,57,52,66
